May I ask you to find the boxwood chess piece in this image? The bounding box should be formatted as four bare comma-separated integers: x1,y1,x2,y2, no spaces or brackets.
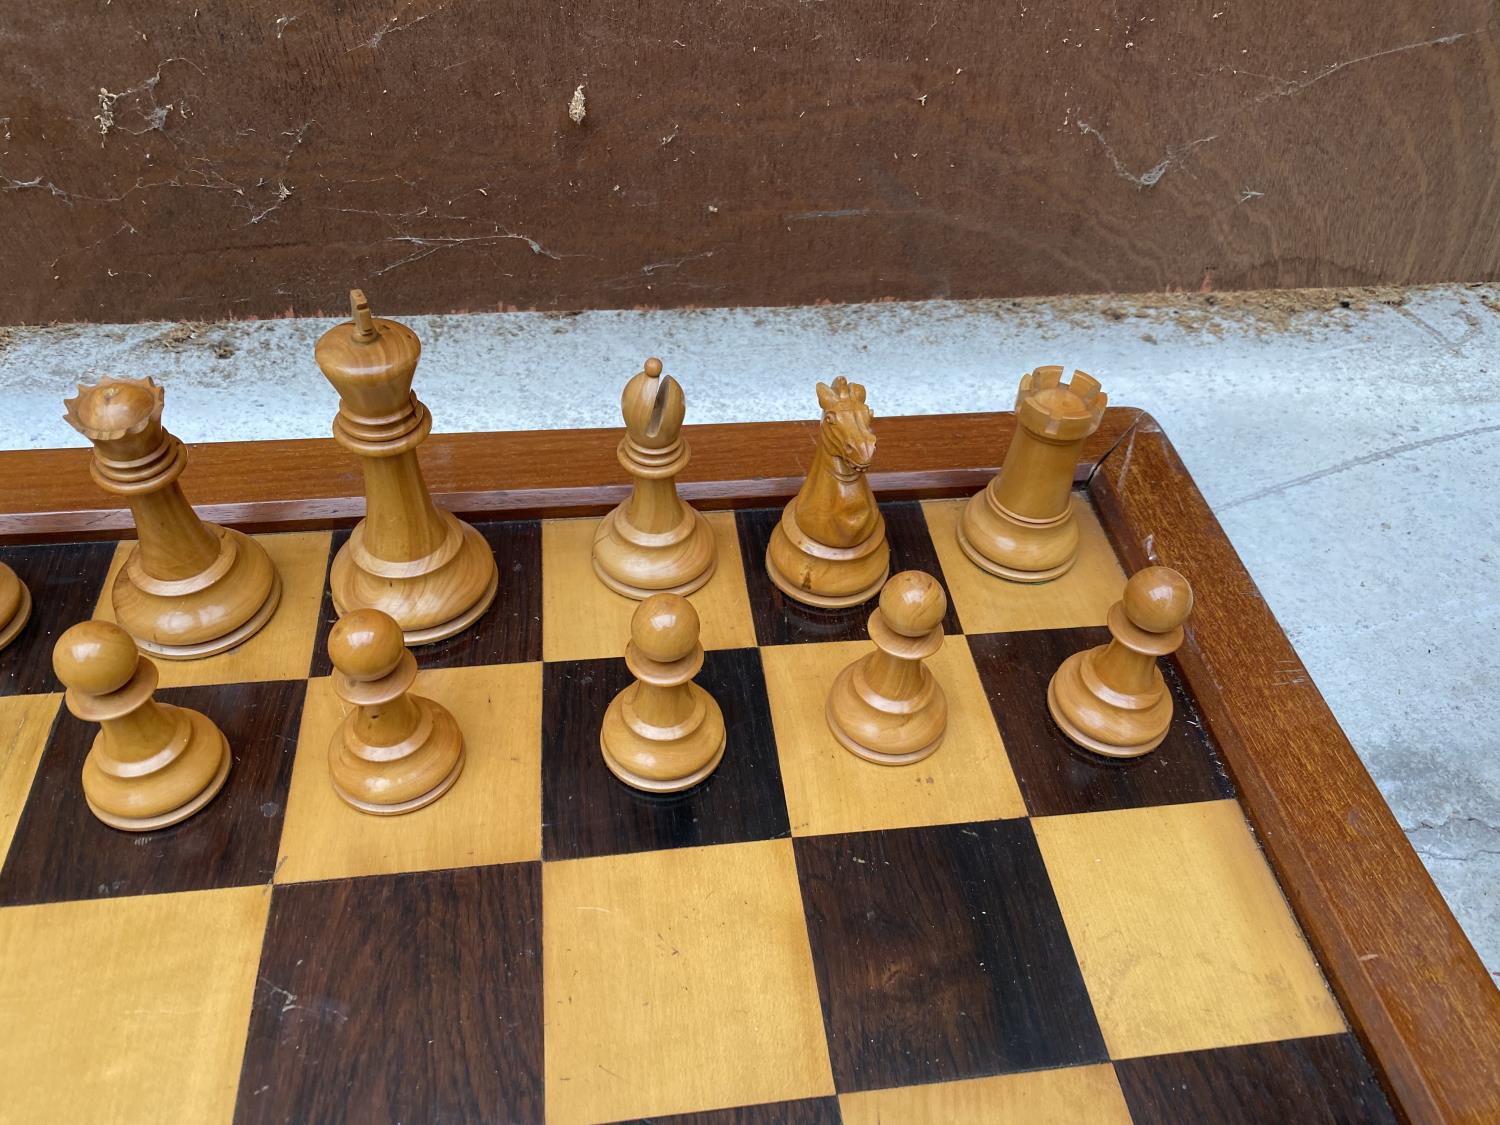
317,289,498,644
592,357,718,599
326,608,465,814
766,377,890,607
600,593,726,792
0,562,31,651
1049,565,1194,758
958,366,1106,582
826,570,948,765
64,377,282,659
53,619,231,831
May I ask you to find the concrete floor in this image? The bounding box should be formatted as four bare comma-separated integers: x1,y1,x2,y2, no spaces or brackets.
3,286,1496,980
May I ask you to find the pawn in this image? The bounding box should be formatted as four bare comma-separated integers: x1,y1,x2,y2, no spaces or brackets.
592,357,718,599
600,593,726,792
53,620,230,831
1048,566,1194,758
327,608,465,815
826,570,948,765
0,562,31,651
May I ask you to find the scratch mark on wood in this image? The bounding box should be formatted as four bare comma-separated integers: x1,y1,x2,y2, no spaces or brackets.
1075,120,1218,188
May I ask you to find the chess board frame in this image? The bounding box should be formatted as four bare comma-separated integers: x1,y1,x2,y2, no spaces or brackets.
2,406,1496,1123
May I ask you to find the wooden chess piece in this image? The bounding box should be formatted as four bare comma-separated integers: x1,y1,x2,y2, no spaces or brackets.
826,570,949,764
63,377,282,659
326,607,465,814
592,357,717,599
766,377,890,607
0,562,31,651
53,619,231,831
600,593,726,792
958,366,1107,583
317,289,498,644
1048,565,1194,758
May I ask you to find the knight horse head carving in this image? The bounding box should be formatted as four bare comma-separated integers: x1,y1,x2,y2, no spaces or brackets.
816,376,876,473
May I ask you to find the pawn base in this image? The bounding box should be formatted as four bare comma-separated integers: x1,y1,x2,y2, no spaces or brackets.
1047,650,1172,759
85,718,231,832
332,747,465,816
592,504,717,600
957,490,1079,584
600,683,726,793
329,697,466,815
825,660,947,766
0,581,32,652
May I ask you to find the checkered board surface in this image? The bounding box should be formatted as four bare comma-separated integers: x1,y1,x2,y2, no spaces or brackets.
0,496,1398,1124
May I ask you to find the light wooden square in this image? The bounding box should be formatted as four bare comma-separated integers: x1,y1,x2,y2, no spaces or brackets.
762,636,1025,836
540,511,755,663
1032,799,1346,1059
0,693,59,864
543,839,834,1123
923,497,1125,633
93,530,332,687
0,885,269,1124
276,661,542,883
839,1063,1132,1125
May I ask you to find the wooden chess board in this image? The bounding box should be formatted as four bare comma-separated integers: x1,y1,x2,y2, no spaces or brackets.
0,410,1494,1124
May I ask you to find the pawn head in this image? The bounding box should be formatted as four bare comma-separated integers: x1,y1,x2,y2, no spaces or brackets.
328,608,407,681
1123,566,1194,633
879,570,947,637
53,620,141,696
630,593,699,664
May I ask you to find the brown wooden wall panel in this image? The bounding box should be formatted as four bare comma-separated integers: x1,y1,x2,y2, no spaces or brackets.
3,1,1497,325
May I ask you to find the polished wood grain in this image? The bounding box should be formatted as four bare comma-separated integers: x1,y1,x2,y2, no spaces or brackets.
839,1063,1133,1125
542,647,789,861
959,368,1107,582
543,839,834,1122
1114,1034,1398,1125
278,662,541,883
766,378,889,607
0,694,60,864
969,626,1233,818
4,3,1496,323
609,1098,842,1125
0,541,116,697
317,293,498,643
1034,799,1346,1060
794,819,1106,1091
762,635,1024,837
739,501,962,647
236,863,544,1123
0,886,270,1125
0,409,1493,1119
1089,414,1500,1121
0,679,303,906
593,358,718,598
0,410,1141,543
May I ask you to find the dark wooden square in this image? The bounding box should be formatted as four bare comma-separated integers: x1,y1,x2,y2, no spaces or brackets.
234,862,543,1124
735,501,963,647
968,627,1234,817
0,540,117,697
542,646,791,861
793,819,1106,1092
0,679,303,905
606,1096,842,1125
309,517,541,676
1114,1033,1397,1125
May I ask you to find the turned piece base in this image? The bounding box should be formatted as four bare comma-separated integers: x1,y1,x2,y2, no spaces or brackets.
330,698,466,815
957,491,1080,584
330,512,498,645
592,504,717,600
600,681,726,793
825,660,947,766
114,526,282,659
1047,650,1173,759
0,581,32,652
84,707,232,832
766,502,890,608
